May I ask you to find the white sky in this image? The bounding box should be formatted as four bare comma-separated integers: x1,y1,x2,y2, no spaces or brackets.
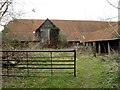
0,0,119,31
14,0,118,21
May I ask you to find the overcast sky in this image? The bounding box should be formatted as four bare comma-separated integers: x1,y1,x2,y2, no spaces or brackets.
0,0,119,31
13,0,118,21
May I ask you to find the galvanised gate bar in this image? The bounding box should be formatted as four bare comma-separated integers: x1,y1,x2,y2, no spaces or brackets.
0,50,76,77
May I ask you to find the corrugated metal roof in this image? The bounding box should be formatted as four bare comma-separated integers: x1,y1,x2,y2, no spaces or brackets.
6,19,118,42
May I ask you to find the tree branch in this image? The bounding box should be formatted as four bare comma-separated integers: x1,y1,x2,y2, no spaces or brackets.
0,0,8,10
1,2,9,17
106,0,120,9
0,0,12,21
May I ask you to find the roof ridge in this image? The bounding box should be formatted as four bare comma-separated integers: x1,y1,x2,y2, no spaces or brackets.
13,19,118,23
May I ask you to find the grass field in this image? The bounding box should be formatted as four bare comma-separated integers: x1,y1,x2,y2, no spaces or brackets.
2,53,119,88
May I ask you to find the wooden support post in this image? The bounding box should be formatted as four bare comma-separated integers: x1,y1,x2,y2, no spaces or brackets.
93,42,96,57
118,40,120,52
108,42,111,54
98,42,101,54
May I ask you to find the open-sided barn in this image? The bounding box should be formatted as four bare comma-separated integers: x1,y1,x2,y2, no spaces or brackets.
4,18,120,53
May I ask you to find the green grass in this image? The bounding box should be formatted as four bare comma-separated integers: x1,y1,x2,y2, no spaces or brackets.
2,54,119,88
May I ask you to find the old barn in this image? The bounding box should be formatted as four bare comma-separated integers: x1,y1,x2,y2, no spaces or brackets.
4,18,120,53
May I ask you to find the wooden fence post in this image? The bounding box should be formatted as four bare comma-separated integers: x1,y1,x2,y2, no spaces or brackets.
74,50,76,77
26,52,29,75
51,51,53,76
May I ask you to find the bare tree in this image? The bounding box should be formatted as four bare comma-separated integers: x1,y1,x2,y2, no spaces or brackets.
105,0,120,38
0,0,12,19
0,0,13,25
0,0,22,50
0,0,25,28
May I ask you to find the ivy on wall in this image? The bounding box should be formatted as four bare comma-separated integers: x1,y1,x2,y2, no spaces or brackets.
50,26,60,48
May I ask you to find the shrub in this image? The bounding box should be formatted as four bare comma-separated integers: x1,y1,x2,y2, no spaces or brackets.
57,34,68,48
2,27,21,50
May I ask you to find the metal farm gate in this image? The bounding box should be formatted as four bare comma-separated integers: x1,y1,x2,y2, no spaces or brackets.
0,50,76,77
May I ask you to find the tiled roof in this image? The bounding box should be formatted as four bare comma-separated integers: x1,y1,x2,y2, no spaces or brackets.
80,25,118,42
6,19,118,42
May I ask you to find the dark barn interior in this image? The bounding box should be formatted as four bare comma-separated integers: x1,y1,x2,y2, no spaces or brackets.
96,39,120,54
